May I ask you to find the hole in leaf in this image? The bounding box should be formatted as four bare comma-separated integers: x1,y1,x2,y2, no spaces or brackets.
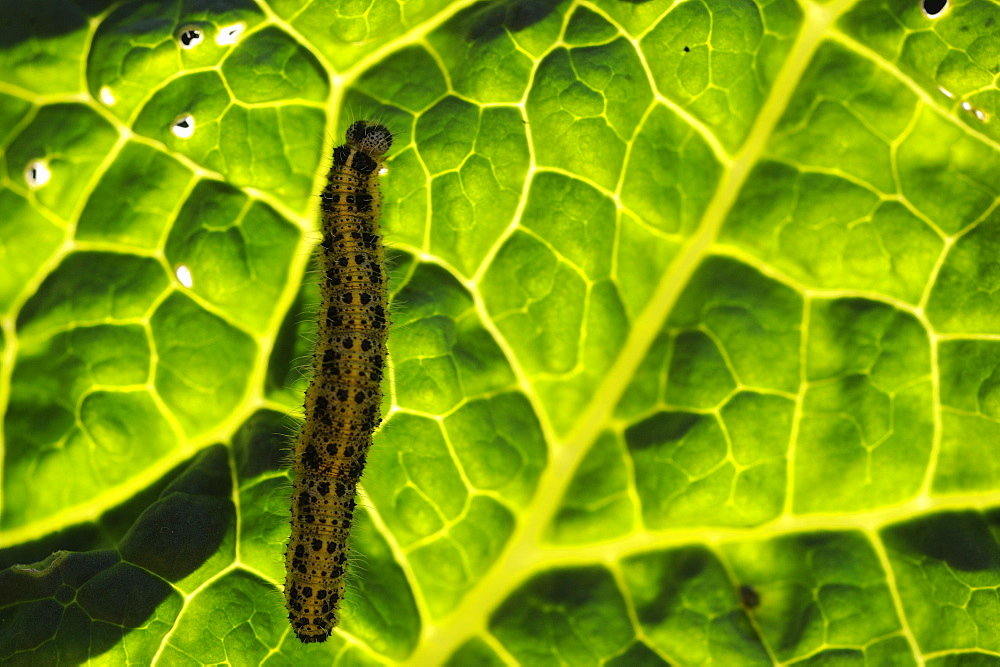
25,160,50,188
175,265,194,288
172,114,195,139
683,45,690,52
216,23,244,46
922,0,947,17
99,86,116,105
178,27,203,49
961,101,989,122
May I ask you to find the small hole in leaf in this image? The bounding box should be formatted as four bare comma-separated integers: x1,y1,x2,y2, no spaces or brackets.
216,23,245,46
172,114,195,139
178,26,203,49
683,46,690,52
175,265,194,288
960,102,989,122
922,0,947,18
25,160,50,188
99,86,116,105
938,86,954,99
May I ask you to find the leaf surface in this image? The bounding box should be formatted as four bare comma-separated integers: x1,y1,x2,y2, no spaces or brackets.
2,0,999,663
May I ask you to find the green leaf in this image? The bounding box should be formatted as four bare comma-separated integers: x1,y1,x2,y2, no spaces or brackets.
2,0,1000,663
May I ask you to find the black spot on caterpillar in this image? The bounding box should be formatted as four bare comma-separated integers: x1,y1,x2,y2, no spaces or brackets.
284,120,392,644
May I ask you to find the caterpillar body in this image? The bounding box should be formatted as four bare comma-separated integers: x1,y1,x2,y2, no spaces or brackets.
284,121,392,643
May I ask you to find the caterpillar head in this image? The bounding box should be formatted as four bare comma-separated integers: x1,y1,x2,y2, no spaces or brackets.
346,121,393,157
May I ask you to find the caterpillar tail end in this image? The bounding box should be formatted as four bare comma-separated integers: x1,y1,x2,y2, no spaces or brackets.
288,607,335,644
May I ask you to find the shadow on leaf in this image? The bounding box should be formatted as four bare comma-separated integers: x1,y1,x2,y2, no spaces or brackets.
455,0,567,41
882,509,1000,572
0,445,232,663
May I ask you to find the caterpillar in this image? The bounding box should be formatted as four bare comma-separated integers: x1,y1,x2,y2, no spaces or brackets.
284,121,392,643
